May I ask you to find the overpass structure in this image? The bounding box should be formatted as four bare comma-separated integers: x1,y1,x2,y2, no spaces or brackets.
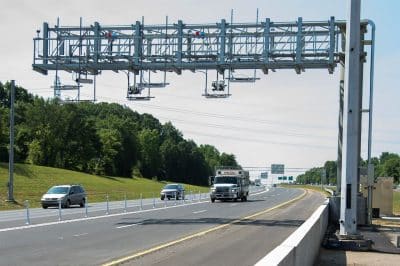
32,9,375,238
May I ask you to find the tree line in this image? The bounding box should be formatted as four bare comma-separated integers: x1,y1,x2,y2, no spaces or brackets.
296,152,400,185
0,81,238,185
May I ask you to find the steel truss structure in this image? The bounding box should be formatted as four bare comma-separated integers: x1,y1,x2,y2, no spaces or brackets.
32,16,367,101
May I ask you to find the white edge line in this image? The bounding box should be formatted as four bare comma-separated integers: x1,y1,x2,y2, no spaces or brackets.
0,189,269,233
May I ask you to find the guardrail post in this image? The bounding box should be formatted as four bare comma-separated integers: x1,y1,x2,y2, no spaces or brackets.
140,193,143,210
106,194,109,215
164,195,167,208
152,193,156,208
25,200,30,225
85,196,88,218
174,192,177,206
124,193,127,213
199,190,201,201
190,190,193,202
58,198,62,221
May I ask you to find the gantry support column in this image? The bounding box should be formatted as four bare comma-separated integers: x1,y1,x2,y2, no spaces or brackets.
340,0,362,236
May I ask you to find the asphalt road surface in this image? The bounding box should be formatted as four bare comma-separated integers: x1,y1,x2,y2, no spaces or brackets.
0,187,325,266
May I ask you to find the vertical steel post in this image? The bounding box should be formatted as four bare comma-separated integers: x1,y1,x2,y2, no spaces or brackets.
85,196,88,217
7,80,15,202
295,17,303,73
177,20,183,67
58,199,62,221
42,23,49,64
366,20,376,225
94,22,100,64
219,19,226,65
153,193,156,208
340,0,362,236
106,194,109,215
25,200,30,225
337,52,345,194
124,193,127,212
140,193,143,210
134,21,141,66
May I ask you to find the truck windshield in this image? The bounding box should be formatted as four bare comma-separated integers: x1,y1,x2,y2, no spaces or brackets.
214,176,238,184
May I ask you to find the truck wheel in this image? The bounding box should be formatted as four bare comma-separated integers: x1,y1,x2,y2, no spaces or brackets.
211,198,215,203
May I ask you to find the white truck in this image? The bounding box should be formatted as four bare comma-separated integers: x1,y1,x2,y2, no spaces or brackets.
210,167,250,202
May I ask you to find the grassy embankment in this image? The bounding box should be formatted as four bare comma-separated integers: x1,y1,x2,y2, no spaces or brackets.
0,163,208,210
394,191,400,215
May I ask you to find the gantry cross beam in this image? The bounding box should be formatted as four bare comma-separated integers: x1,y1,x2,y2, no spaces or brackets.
33,17,348,76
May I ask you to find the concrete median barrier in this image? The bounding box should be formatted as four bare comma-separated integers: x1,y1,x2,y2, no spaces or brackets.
255,199,329,266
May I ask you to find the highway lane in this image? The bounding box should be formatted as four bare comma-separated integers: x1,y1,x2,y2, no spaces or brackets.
0,191,215,229
0,187,310,266
126,190,326,266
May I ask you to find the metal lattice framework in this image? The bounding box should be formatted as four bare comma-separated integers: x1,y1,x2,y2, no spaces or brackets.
33,17,341,75
32,17,370,101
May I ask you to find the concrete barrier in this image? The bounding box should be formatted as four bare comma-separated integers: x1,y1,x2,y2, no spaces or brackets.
255,199,329,266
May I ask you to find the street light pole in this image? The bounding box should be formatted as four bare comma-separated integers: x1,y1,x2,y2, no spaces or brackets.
7,80,15,202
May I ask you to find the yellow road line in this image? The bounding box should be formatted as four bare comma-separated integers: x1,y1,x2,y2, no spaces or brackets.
102,189,308,266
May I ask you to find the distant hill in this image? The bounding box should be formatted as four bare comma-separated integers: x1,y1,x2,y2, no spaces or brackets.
0,163,208,210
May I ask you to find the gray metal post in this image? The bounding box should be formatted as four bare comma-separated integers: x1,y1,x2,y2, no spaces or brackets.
174,192,177,206
25,200,30,225
219,19,226,65
7,80,15,202
177,20,183,66
43,23,49,64
106,194,109,215
134,21,141,65
85,196,88,217
337,53,345,194
199,190,201,201
153,193,156,208
295,17,303,73
340,0,362,236
366,20,376,225
58,199,62,221
124,193,127,212
140,193,143,210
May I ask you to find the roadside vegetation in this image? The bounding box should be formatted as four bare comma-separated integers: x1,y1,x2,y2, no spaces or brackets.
394,191,400,215
296,153,400,186
0,81,238,187
0,163,209,210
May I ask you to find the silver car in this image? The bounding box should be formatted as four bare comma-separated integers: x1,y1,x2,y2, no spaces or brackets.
160,184,185,200
41,185,86,208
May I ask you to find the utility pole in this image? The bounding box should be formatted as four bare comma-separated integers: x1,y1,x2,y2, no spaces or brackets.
7,80,15,202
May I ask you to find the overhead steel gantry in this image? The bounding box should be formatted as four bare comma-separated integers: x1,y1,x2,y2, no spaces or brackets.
33,16,352,101
32,12,375,238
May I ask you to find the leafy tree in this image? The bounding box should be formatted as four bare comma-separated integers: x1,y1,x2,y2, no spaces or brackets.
382,157,400,183
138,129,161,178
219,153,238,167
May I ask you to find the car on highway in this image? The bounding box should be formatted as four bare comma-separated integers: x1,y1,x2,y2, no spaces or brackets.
160,183,185,200
41,184,86,209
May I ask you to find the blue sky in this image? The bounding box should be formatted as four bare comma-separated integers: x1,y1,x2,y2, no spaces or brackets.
0,0,398,177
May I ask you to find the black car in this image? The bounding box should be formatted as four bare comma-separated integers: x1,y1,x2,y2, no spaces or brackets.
160,184,185,200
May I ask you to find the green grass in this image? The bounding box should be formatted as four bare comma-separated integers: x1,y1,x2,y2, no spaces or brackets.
279,184,331,197
394,191,400,216
0,163,209,210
